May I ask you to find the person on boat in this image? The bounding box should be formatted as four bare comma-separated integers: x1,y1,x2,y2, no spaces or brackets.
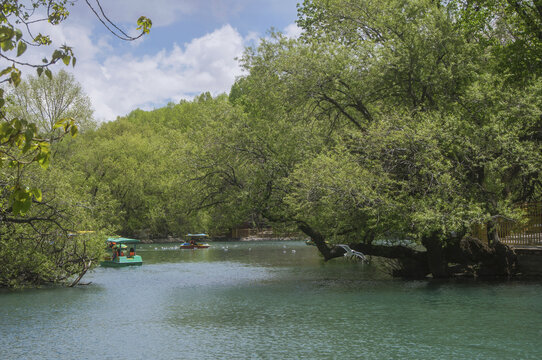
129,248,135,257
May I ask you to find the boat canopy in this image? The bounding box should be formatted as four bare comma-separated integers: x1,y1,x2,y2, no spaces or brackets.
107,237,140,244
186,233,208,237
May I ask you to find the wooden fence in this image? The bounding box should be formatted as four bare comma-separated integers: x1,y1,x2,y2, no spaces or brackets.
472,202,542,246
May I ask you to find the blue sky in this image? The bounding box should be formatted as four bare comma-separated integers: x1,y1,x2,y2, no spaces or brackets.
17,0,301,121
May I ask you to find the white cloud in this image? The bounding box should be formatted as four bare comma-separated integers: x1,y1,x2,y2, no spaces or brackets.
69,24,246,121
1,1,299,122
284,23,302,39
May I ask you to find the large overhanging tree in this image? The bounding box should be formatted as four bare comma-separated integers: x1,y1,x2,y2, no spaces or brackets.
187,0,541,278
287,0,542,277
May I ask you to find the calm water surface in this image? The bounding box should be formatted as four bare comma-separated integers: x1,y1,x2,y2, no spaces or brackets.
1,241,541,359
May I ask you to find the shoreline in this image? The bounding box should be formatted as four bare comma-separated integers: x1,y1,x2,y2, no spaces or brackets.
139,236,306,244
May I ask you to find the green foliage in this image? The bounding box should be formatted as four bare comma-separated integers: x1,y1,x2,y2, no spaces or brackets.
204,0,541,246
136,16,152,34
63,96,242,238
55,0,540,257
448,0,542,81
0,0,151,287
0,155,116,287
7,70,93,134
6,0,534,283
0,1,150,217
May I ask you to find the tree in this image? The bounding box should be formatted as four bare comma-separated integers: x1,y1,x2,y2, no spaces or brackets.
288,0,542,277
0,0,151,217
0,0,151,287
190,0,541,278
7,70,95,135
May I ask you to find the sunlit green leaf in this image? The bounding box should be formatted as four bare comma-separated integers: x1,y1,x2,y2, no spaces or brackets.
0,26,14,42
0,66,12,77
53,118,65,129
10,70,21,86
16,40,26,57
1,40,13,51
14,28,22,41
30,188,42,202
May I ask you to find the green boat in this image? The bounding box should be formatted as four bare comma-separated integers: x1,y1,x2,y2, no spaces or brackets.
100,237,143,267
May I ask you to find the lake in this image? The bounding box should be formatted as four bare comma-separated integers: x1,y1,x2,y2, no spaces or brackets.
1,241,541,359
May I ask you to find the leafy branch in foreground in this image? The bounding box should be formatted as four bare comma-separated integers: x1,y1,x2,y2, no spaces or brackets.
0,0,151,216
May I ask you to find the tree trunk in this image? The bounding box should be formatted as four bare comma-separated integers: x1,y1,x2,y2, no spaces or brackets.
350,242,429,278
297,222,335,260
422,232,449,278
69,260,92,287
297,222,518,279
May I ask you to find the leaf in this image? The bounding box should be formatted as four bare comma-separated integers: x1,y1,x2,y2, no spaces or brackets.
13,196,32,216
10,70,21,86
0,66,12,76
62,55,70,65
72,57,76,67
0,40,13,51
24,128,33,143
44,69,52,80
52,49,62,60
0,26,14,42
12,188,33,215
70,124,78,137
13,119,21,131
35,142,51,169
39,142,50,152
12,200,23,215
37,67,43,77
0,122,13,142
36,152,51,169
53,118,65,129
22,129,34,153
137,16,153,34
16,41,27,57
14,188,30,201
30,188,42,202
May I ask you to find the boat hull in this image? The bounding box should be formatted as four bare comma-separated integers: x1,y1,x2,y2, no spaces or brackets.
100,255,143,267
180,243,210,249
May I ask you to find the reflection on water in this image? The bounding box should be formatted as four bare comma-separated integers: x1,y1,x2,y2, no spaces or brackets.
1,241,541,359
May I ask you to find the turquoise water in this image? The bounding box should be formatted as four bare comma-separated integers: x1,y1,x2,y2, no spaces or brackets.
1,241,541,359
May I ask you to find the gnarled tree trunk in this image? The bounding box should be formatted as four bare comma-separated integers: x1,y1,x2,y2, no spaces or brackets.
299,223,518,278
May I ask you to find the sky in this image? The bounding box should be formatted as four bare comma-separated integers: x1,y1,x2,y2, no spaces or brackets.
9,0,301,122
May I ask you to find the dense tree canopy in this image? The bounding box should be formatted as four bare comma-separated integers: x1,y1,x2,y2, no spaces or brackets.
182,0,541,276
1,0,540,286
59,0,540,279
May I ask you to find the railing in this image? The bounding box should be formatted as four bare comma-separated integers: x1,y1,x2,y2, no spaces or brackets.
472,202,542,246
